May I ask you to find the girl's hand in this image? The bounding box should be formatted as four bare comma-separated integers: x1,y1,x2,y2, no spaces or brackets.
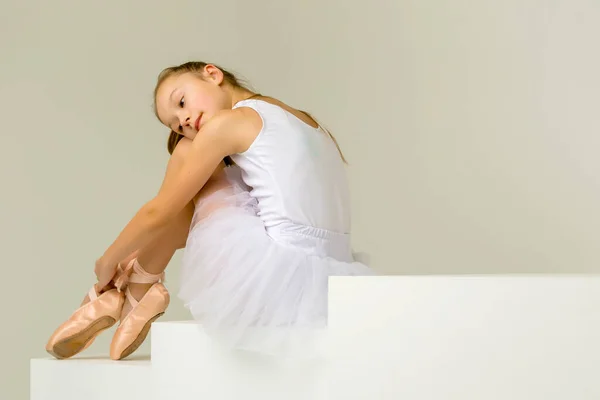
95,258,118,289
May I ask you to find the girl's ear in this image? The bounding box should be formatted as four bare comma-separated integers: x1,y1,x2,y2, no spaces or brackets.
203,64,224,85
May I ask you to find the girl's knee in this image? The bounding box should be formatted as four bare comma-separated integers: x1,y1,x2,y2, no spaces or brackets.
170,138,223,177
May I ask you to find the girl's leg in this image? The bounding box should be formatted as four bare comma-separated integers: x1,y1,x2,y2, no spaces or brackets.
106,201,195,360
122,202,193,315
118,136,228,315
118,137,199,314
86,138,198,306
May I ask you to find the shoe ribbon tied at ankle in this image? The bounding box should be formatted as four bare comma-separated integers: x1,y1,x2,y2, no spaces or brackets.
113,258,165,293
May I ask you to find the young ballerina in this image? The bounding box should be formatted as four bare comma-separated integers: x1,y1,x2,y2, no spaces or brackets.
47,61,372,359
45,136,243,360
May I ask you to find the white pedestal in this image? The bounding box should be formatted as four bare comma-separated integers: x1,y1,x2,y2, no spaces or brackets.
31,275,600,399
151,321,327,400
30,356,152,400
327,275,600,399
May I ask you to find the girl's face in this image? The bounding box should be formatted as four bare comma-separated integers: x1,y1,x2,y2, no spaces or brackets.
155,68,230,140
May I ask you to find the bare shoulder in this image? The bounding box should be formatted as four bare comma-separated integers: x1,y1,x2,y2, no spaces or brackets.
168,136,224,180
168,133,225,197
207,96,319,154
202,107,264,154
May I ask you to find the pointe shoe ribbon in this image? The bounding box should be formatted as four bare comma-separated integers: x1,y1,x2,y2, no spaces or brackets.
113,258,165,292
110,258,169,360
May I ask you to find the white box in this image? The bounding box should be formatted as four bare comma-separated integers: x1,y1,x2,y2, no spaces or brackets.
31,275,600,399
151,321,327,400
327,275,600,399
30,356,153,400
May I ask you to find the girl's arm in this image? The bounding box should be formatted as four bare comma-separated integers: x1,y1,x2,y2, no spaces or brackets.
94,107,261,287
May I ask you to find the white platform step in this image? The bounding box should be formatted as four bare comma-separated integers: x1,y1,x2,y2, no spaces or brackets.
152,321,327,399
30,356,152,400
31,276,600,399
327,275,600,399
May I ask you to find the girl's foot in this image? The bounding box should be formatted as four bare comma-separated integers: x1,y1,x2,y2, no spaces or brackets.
46,286,125,359
110,259,169,360
119,282,154,319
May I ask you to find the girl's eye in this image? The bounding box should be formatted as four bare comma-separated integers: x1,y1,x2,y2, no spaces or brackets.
179,97,185,108
178,125,183,133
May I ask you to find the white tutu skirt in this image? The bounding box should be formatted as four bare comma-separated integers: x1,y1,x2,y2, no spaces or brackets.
179,167,373,358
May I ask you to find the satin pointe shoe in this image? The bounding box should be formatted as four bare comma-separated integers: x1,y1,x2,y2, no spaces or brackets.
46,286,125,359
110,258,169,360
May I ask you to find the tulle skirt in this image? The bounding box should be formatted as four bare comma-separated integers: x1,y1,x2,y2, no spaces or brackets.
179,167,373,358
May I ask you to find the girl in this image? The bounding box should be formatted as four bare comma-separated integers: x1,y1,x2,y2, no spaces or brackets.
47,61,372,360
45,138,240,360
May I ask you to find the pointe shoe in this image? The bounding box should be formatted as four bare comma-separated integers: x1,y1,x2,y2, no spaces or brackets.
46,286,125,359
110,259,169,360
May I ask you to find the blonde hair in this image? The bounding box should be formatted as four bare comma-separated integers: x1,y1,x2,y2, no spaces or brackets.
154,61,346,162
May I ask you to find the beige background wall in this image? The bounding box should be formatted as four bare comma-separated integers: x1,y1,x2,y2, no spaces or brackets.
1,0,598,398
